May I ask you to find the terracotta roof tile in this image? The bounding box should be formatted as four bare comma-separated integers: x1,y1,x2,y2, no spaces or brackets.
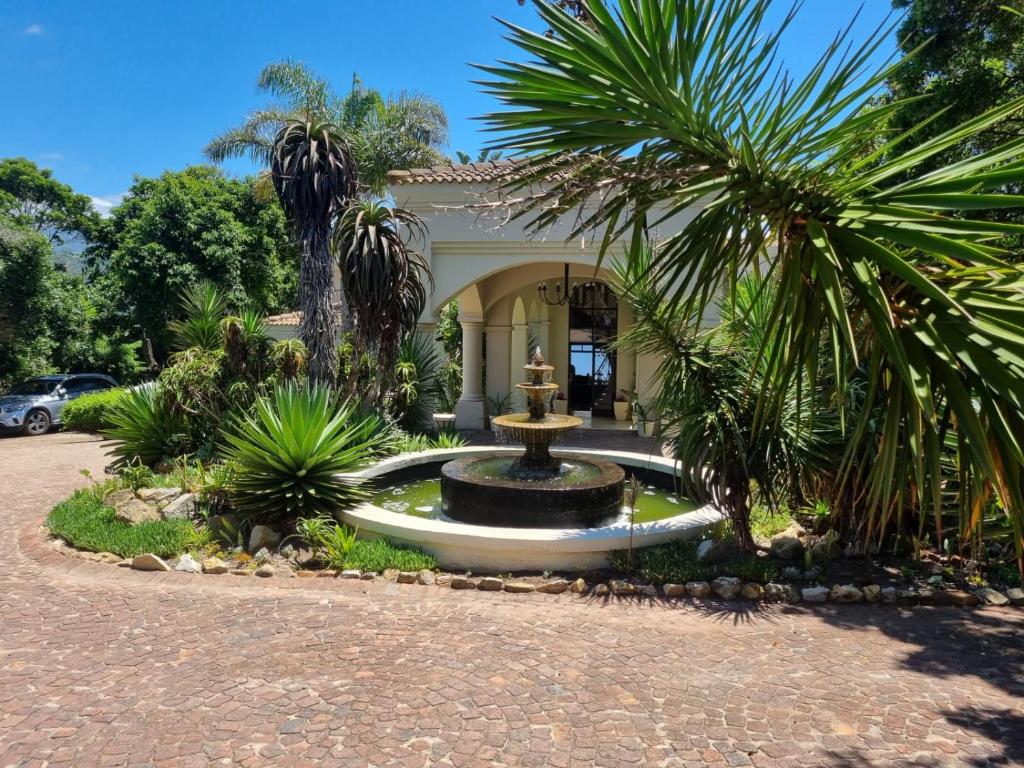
265,304,344,327
388,161,519,186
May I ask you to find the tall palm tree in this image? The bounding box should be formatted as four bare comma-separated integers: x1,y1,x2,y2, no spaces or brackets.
271,120,357,384
480,0,1024,570
331,200,430,403
206,62,448,197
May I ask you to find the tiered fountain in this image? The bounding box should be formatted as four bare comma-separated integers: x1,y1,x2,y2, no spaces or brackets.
440,348,625,528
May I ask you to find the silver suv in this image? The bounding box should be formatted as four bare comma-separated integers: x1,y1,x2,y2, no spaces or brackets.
0,374,118,436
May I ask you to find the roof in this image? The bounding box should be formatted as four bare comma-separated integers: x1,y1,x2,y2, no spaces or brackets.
387,161,519,186
265,305,344,327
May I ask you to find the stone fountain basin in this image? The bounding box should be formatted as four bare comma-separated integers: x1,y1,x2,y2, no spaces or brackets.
343,447,725,572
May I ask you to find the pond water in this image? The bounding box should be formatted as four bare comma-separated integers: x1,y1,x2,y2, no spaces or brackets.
370,473,697,525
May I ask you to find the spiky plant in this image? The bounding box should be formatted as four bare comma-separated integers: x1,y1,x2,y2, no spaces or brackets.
331,201,430,403
103,383,182,468
219,383,386,524
168,281,228,352
271,119,357,385
480,0,1024,570
272,338,307,381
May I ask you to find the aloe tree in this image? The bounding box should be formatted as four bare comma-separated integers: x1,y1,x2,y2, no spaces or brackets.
480,0,1024,569
271,120,357,384
331,201,430,403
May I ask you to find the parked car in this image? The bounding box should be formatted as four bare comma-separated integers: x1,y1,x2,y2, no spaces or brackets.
0,374,118,436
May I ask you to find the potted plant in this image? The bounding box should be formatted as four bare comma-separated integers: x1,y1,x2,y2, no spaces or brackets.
552,390,569,414
613,391,631,421
486,392,513,432
632,400,657,437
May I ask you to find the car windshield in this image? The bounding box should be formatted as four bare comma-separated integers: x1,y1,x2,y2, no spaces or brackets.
7,379,59,396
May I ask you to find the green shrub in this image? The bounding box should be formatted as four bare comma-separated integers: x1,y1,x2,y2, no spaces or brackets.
610,538,780,585
220,383,387,524
103,383,183,468
61,388,127,432
338,537,436,572
47,490,198,558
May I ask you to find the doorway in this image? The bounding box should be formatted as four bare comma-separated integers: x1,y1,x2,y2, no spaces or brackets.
567,281,617,417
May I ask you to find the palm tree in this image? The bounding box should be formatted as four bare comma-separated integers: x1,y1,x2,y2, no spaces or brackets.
331,200,430,403
480,0,1024,569
206,63,448,197
271,120,357,384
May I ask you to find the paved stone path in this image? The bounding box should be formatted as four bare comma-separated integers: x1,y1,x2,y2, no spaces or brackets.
0,432,1022,767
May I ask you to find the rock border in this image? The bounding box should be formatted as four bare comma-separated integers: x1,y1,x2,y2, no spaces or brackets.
43,533,1019,609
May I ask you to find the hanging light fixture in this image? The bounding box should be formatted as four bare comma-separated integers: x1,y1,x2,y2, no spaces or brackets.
538,262,575,306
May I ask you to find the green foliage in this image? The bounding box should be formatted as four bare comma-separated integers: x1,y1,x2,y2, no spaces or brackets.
205,64,448,197
220,383,386,524
61,388,127,432
393,332,442,430
92,166,295,361
168,281,228,352
484,0,1024,574
748,506,796,540
0,223,58,388
430,431,467,449
0,157,100,245
609,539,780,585
47,490,198,558
104,383,183,468
394,431,432,453
293,517,436,571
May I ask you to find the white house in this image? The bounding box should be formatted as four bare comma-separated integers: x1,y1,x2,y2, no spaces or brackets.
268,161,705,430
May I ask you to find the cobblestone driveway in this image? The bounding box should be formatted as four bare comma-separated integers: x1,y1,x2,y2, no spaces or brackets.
0,432,1021,767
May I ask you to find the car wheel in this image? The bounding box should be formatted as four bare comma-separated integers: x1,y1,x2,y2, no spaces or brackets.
23,409,51,436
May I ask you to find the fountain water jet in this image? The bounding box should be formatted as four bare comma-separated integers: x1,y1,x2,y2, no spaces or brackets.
440,348,625,528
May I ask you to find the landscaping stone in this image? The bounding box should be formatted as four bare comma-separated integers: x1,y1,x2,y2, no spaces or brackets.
160,493,197,520
113,498,161,526
697,539,738,564
569,578,588,594
881,587,897,604
741,582,765,600
932,589,980,607
132,553,170,572
359,572,375,580
897,588,919,605
103,489,135,508
417,569,436,586
231,569,252,577
116,559,133,568
1006,587,1024,607
637,584,658,597
317,570,337,578
781,566,803,580
137,487,180,505
711,576,741,600
979,587,1009,607
862,584,882,604
248,525,281,553
97,552,121,564
609,579,636,596
503,580,536,593
830,584,864,603
537,578,570,594
802,565,823,580
295,570,316,578
477,576,503,591
770,524,805,560
801,586,829,603
201,557,228,575
255,564,274,578
396,571,417,584
174,554,201,574
686,581,712,598
810,533,842,563
593,583,610,596
662,583,687,598
764,583,798,602
450,575,476,589
340,570,361,579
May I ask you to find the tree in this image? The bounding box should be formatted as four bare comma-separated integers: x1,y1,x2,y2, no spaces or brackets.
92,166,296,361
882,1,1024,174
0,158,100,245
0,222,55,388
480,0,1024,569
454,149,504,165
271,120,357,385
206,64,448,197
331,201,430,402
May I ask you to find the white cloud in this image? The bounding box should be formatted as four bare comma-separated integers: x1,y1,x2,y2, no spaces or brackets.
90,194,124,217
23,23,44,36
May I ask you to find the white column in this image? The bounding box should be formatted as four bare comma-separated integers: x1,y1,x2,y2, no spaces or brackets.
455,320,485,429
486,324,512,405
509,321,528,407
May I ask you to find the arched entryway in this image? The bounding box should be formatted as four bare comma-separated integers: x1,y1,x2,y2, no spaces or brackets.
568,281,618,417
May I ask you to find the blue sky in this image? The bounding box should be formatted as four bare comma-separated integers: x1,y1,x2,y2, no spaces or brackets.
0,1,898,212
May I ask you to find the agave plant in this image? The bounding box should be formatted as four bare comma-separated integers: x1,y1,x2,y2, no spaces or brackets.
393,331,443,430
481,0,1024,569
331,201,431,403
219,383,386,524
103,383,182,468
168,281,228,352
271,119,358,385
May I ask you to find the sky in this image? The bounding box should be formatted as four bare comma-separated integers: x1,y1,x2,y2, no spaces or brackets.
0,1,899,214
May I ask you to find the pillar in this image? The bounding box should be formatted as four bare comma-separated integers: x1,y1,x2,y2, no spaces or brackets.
509,321,528,408
455,320,485,428
485,324,512,411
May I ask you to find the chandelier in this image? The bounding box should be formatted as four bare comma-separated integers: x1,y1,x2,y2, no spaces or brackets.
537,263,576,306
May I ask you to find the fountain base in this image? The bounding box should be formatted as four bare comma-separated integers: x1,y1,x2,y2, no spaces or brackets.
440,455,625,528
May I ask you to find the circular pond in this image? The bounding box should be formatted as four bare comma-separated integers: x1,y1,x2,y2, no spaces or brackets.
343,447,724,572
